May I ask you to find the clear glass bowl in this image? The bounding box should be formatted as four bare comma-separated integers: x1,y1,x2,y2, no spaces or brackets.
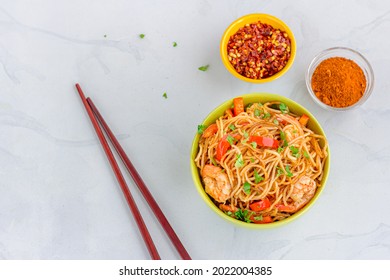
305,47,374,111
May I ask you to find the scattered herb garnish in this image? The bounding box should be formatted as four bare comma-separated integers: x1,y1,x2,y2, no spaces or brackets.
250,158,255,163
198,65,209,71
251,141,257,149
254,170,264,183
243,131,249,139
254,109,261,117
229,124,236,131
285,165,293,177
273,119,279,125
279,103,289,114
173,41,177,47
226,135,236,145
226,211,233,216
303,151,310,159
235,154,244,168
262,112,271,119
280,130,288,147
139,34,145,39
243,182,251,194
197,124,206,134
162,92,168,99
234,209,253,223
276,166,284,176
210,157,218,166
277,147,284,153
253,215,263,221
289,146,300,158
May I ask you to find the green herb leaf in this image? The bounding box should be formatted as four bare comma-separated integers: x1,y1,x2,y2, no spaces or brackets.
279,103,289,114
254,109,261,117
280,130,288,147
303,151,310,159
235,209,253,223
250,158,255,163
285,165,293,177
173,41,177,47
235,154,244,168
253,215,263,221
273,119,279,125
243,131,249,139
289,146,300,158
139,34,145,39
210,157,218,166
262,112,271,119
251,141,257,149
198,64,209,71
197,124,206,134
226,135,236,145
254,170,264,183
243,182,251,194
276,166,284,176
229,124,236,131
277,147,284,153
162,92,168,99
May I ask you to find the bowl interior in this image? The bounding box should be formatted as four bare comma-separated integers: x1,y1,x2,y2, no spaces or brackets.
190,93,330,228
306,47,374,111
220,14,296,83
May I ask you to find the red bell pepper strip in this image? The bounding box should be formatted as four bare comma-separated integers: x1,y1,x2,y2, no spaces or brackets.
248,136,279,149
215,134,241,161
249,198,271,212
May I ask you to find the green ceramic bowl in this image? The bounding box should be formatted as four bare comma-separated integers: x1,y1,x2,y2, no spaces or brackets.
190,93,330,229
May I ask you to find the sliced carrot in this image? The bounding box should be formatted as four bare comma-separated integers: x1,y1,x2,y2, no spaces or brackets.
233,97,244,116
299,114,310,126
202,123,218,138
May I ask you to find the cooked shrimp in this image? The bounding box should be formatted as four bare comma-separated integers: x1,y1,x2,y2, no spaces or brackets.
277,176,316,213
202,164,232,203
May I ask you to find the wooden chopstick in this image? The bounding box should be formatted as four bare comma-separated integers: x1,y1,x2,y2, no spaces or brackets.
75,83,160,260
86,97,192,260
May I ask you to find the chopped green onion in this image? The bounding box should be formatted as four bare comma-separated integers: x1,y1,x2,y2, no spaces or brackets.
226,135,236,145
173,41,177,47
197,124,206,134
243,182,251,194
251,141,257,149
243,131,249,139
289,146,300,158
198,65,209,71
253,215,263,221
162,92,168,99
285,165,293,177
262,112,271,119
254,170,264,183
279,103,289,113
139,34,145,39
277,147,284,153
304,151,310,159
229,124,236,131
250,158,255,163
210,157,218,166
276,166,284,176
235,154,244,168
254,109,261,116
273,119,279,125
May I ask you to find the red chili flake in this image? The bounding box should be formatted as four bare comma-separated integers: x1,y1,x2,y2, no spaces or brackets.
227,21,291,80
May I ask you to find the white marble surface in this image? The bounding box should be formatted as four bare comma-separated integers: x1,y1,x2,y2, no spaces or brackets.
0,0,389,260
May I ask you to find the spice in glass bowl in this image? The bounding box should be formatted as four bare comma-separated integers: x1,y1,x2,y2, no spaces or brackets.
311,57,366,108
227,21,291,80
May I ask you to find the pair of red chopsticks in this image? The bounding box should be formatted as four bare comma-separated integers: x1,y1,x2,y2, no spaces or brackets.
75,83,191,260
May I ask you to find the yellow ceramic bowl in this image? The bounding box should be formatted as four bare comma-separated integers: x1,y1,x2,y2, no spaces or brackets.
190,93,330,228
220,14,296,83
